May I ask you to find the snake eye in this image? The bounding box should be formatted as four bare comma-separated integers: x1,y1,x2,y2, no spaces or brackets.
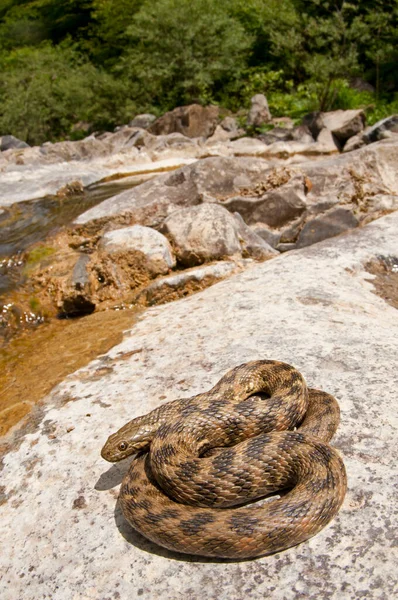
118,441,128,452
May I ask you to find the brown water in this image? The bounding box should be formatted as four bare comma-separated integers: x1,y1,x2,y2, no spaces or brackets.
0,174,152,437
0,307,139,436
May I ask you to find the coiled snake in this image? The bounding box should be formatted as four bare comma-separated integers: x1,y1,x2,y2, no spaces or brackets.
101,360,347,559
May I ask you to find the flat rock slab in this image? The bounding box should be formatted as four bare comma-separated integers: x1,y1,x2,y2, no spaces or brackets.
1,213,398,599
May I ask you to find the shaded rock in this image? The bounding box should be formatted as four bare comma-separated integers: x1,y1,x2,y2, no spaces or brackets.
363,115,398,144
301,112,325,139
296,208,359,248
301,110,365,145
134,261,243,306
206,125,245,144
149,104,219,138
100,225,176,275
257,132,283,145
350,77,375,92
250,223,281,248
128,114,157,129
279,216,305,243
276,242,296,253
289,125,314,144
232,213,279,260
222,185,306,228
59,254,96,317
0,135,29,151
257,127,295,146
321,109,365,144
162,203,276,266
343,131,367,153
247,94,272,127
220,117,239,132
205,125,233,144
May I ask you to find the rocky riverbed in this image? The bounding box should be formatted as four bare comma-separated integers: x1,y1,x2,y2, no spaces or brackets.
0,104,398,600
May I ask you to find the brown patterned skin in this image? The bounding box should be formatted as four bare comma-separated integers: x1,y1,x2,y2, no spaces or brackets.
101,360,347,558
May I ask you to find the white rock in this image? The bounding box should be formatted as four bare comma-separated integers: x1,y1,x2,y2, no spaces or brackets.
0,212,397,598
100,225,176,274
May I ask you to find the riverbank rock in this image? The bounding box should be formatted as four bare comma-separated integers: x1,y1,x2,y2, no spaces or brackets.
74,156,274,227
74,139,398,255
363,115,398,143
295,208,359,248
128,114,157,129
301,110,365,147
1,212,397,599
320,109,365,145
162,203,277,266
149,104,220,138
133,260,245,306
0,135,30,151
100,225,176,275
247,94,272,127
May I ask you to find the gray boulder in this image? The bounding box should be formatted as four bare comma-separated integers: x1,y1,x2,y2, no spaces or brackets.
100,225,176,275
74,156,275,227
289,125,314,144
296,208,359,248
321,109,366,145
302,110,365,145
247,94,272,127
149,104,219,138
343,131,367,153
128,114,157,129
221,185,307,228
59,254,96,317
0,135,30,151
250,223,281,248
220,116,239,133
301,112,325,139
162,203,277,266
363,115,398,144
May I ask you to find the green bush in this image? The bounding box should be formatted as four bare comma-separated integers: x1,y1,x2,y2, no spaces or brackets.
0,42,133,144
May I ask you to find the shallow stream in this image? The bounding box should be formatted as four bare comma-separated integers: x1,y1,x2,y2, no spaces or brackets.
0,174,153,436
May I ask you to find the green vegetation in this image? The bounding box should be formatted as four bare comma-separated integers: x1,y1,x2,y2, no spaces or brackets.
23,244,56,272
0,0,397,144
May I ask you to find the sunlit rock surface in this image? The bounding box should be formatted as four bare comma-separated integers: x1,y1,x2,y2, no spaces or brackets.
0,212,398,599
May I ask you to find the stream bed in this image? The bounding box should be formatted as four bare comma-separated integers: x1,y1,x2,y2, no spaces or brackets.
0,173,156,436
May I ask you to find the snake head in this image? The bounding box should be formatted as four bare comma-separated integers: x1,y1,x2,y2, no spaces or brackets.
101,420,153,462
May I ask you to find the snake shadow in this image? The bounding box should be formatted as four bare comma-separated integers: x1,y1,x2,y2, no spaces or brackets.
96,460,284,564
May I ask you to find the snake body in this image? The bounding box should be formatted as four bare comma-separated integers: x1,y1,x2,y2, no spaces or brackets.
101,360,347,558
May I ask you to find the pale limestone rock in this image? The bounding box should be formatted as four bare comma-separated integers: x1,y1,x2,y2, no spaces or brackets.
227,137,268,156
134,261,244,306
100,225,176,274
149,104,219,138
0,213,397,598
162,203,276,266
247,94,272,127
321,109,365,144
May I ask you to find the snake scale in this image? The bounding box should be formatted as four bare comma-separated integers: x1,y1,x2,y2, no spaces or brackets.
101,360,347,559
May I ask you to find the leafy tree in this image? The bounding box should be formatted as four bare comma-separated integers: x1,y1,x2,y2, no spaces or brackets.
0,42,132,143
117,0,252,109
